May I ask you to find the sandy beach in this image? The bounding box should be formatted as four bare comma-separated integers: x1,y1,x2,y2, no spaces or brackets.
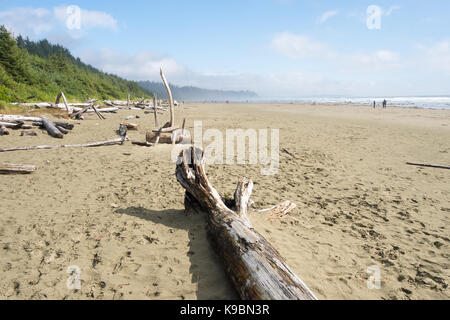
0,103,449,300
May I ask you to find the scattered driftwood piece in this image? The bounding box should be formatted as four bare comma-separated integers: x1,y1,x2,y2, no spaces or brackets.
121,122,138,130
257,201,297,218
0,163,36,174
175,147,317,300
118,124,128,137
406,162,450,170
151,126,180,134
20,130,37,137
160,67,175,127
55,91,72,115
0,125,9,135
146,131,171,144
282,148,298,159
91,104,106,120
0,121,22,129
1,115,42,122
72,105,92,119
0,137,126,153
40,116,63,139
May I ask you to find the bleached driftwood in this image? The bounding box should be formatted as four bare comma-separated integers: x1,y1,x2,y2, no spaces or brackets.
55,91,72,115
2,115,73,130
0,137,127,153
1,115,42,122
160,67,175,127
0,163,36,174
175,147,317,300
257,201,297,218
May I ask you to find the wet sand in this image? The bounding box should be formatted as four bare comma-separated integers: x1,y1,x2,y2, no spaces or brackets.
0,103,449,300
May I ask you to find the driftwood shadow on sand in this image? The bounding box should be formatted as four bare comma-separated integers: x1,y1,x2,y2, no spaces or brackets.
116,207,238,300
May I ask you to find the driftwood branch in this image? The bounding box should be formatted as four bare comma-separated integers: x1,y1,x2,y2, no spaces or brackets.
160,67,175,127
175,147,317,300
0,137,126,153
406,162,450,170
0,163,36,174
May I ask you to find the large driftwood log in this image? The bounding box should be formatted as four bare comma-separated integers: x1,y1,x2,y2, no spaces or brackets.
0,163,36,174
40,116,63,139
32,121,74,130
0,137,126,153
175,147,317,300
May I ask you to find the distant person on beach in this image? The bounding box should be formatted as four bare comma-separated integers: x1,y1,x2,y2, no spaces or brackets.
373,101,376,109
383,99,387,108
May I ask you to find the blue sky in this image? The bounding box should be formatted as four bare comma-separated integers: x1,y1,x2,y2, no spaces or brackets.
1,0,449,97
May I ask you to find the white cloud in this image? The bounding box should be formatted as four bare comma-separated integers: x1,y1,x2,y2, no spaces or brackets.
0,8,53,37
318,10,339,24
271,32,332,59
0,6,118,39
53,6,118,31
78,49,184,81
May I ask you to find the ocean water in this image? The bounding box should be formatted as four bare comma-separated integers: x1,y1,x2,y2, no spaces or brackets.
252,97,450,110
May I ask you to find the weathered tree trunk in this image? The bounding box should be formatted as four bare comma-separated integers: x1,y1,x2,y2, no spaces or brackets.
32,121,74,130
175,147,317,300
0,163,36,174
0,137,126,153
40,116,63,138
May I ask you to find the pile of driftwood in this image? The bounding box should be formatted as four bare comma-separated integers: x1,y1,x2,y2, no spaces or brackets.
11,91,169,121
132,68,190,147
0,114,74,138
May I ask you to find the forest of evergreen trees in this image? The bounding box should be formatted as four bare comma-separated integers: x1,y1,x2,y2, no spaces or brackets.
0,25,151,103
